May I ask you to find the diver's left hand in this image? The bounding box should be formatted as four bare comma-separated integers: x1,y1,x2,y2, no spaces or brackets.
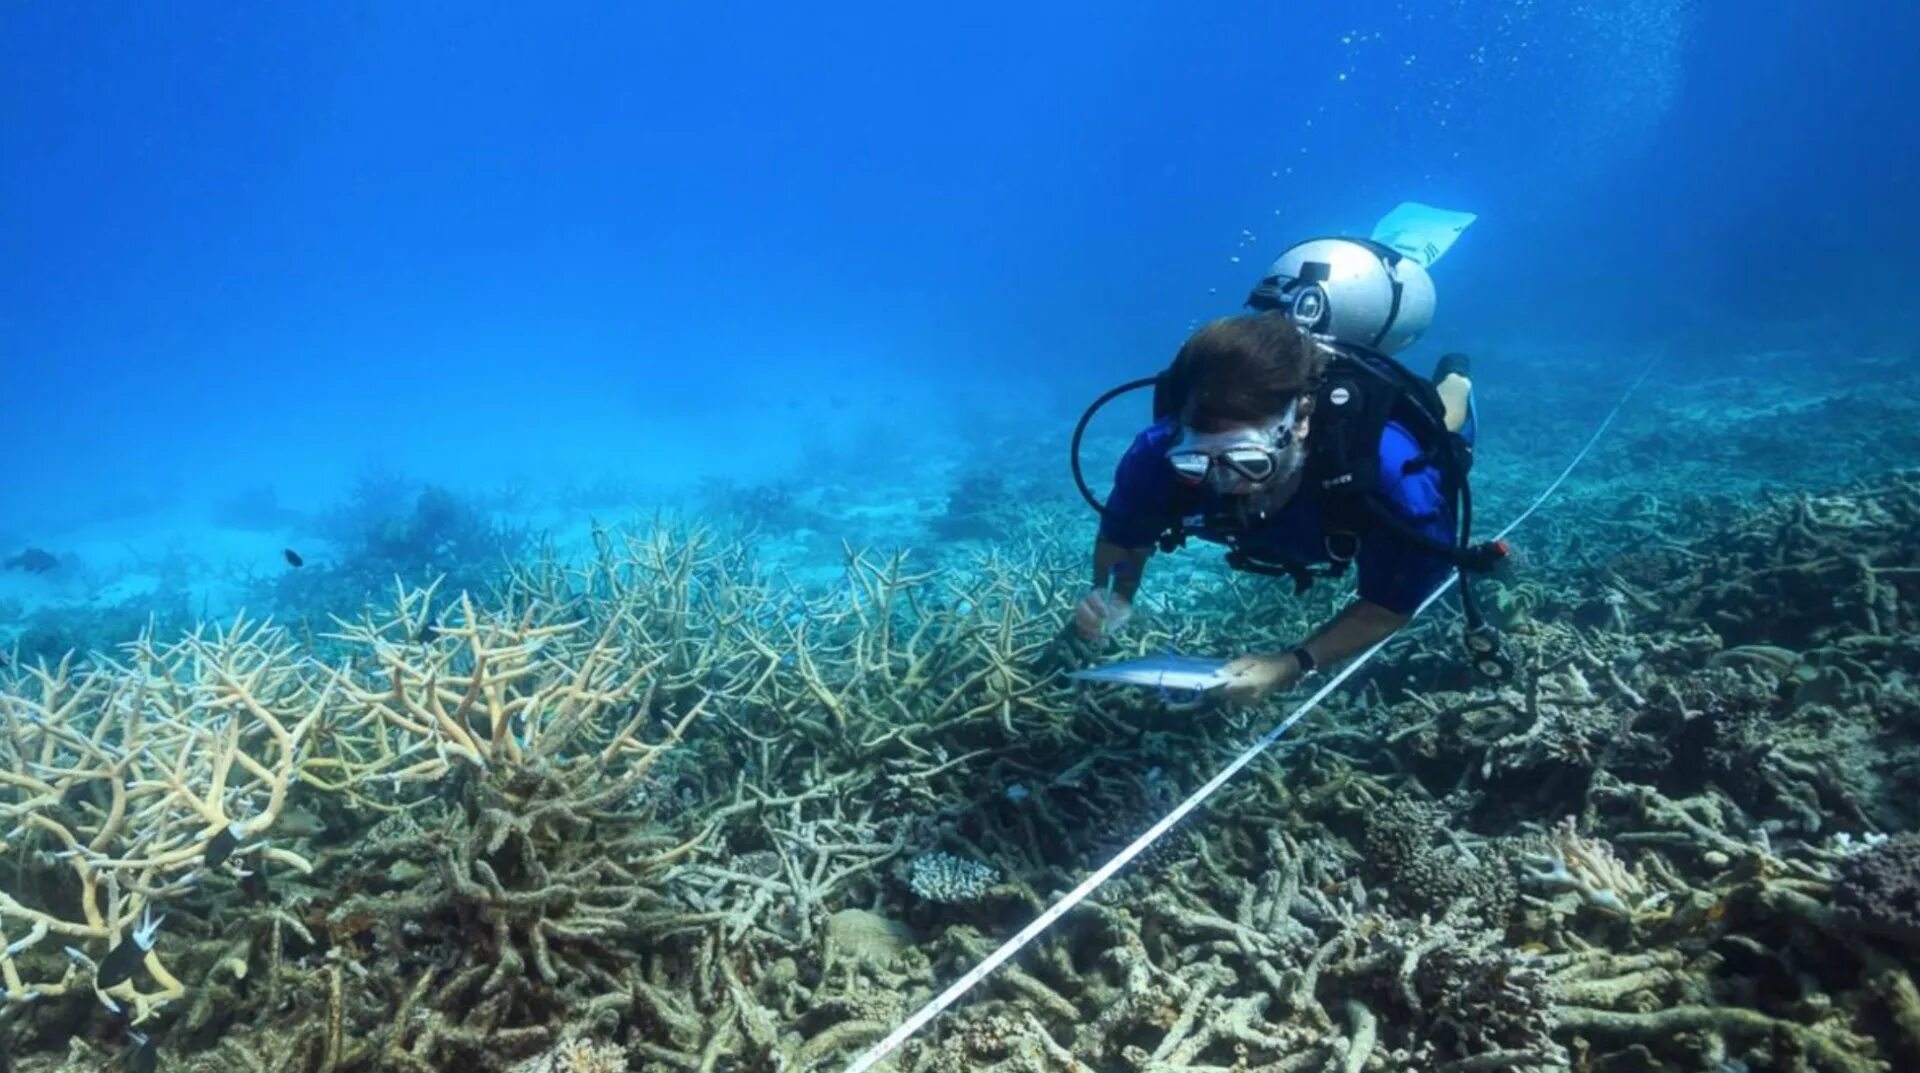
1218,652,1301,708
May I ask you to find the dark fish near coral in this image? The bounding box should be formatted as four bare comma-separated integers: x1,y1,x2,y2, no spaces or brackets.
5,547,58,572
203,821,244,868
283,548,304,567
240,856,273,902
59,775,110,812
95,940,143,990
95,907,164,990
123,1031,157,1073
415,619,440,644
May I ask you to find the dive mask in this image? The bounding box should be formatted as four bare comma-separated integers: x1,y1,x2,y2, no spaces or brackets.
1166,402,1299,491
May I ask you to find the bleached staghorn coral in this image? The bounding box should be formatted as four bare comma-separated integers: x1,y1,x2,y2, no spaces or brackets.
1520,816,1650,918
2,472,1915,1073
0,617,323,1021
0,576,705,1047
279,586,711,1071
323,585,682,779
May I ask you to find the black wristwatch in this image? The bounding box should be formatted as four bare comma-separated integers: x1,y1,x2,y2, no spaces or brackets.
1288,645,1319,677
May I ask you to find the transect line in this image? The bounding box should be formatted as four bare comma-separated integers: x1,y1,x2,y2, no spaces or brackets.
841,351,1662,1073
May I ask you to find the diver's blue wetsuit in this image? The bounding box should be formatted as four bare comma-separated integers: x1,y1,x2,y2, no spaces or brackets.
1098,407,1478,615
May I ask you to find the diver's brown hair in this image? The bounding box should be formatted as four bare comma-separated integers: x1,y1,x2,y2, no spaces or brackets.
1158,313,1325,431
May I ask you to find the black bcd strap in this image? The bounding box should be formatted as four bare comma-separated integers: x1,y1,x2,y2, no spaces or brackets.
1159,345,1513,681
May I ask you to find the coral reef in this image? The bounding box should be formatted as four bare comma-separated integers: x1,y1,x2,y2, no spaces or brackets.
280,476,532,628
927,470,1051,543
5,469,1920,1073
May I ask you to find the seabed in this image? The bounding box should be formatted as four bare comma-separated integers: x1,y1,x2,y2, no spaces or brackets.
3,346,1920,1073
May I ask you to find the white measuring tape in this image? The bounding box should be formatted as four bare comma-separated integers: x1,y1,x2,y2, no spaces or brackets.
840,355,1659,1073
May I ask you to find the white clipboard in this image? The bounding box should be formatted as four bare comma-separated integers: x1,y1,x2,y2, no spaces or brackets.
1068,654,1236,693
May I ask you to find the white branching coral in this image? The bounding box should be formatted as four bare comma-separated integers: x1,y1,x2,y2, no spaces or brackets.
0,585,699,1028
0,620,325,1022
1521,817,1649,917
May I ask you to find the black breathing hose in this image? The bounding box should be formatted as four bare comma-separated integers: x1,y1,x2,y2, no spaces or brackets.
1069,376,1159,518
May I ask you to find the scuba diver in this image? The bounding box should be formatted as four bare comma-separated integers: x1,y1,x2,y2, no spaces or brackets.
1067,226,1512,707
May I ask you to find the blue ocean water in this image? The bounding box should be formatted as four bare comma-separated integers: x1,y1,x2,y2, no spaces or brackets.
0,0,1915,624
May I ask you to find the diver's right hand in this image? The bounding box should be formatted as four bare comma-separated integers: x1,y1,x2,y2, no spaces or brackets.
1072,587,1133,642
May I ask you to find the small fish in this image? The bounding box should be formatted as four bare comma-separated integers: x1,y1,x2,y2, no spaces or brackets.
283,548,304,568
5,547,58,573
96,906,165,990
203,821,245,868
60,777,105,811
415,620,440,644
239,856,273,902
124,1030,158,1073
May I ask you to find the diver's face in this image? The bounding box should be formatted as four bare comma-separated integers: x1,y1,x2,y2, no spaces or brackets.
1167,405,1311,497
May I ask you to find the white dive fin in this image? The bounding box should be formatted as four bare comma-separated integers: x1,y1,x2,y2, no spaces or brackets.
1371,202,1477,268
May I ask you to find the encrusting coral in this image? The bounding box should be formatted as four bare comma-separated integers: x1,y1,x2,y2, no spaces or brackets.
1833,832,1920,946
3,471,1920,1073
